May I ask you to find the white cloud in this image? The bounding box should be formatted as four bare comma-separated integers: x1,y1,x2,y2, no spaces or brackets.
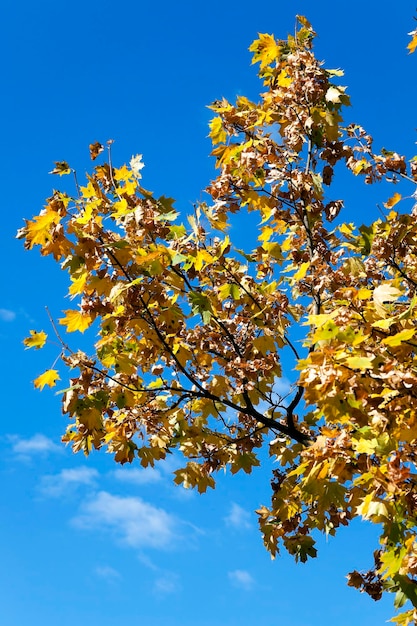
272,377,292,398
95,565,121,581
40,466,99,497
10,433,61,457
224,502,252,530
228,569,255,590
73,491,178,550
113,467,162,485
0,308,16,322
154,572,180,594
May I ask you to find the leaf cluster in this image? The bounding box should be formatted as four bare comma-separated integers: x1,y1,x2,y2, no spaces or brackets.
19,15,417,622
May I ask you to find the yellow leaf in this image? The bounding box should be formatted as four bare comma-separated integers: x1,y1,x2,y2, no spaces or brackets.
114,165,131,182
306,311,338,327
258,226,274,243
345,356,373,370
262,242,282,260
384,192,402,209
80,182,97,199
69,271,88,297
408,29,417,54
23,330,47,350
113,198,132,219
277,69,292,87
34,369,60,390
352,159,369,175
313,320,339,342
293,261,310,280
59,310,93,333
209,117,227,144
339,222,354,236
372,316,397,330
352,438,379,454
357,288,372,300
382,328,415,347
25,210,61,247
249,33,281,69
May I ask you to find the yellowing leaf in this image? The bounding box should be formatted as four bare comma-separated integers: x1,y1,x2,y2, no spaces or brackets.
112,198,132,219
89,142,104,160
114,165,131,182
293,261,310,280
408,29,417,54
357,288,372,300
352,159,369,175
296,15,313,29
373,284,402,317
59,310,93,333
23,330,47,350
313,320,339,342
49,161,71,175
306,311,338,327
382,328,415,347
258,226,274,243
277,70,292,87
69,272,88,297
34,369,60,390
352,438,379,454
253,334,276,356
209,117,227,144
24,210,61,247
384,192,402,208
345,356,373,370
80,181,97,199
249,33,281,69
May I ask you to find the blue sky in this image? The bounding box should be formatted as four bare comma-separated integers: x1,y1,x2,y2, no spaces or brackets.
2,1,417,624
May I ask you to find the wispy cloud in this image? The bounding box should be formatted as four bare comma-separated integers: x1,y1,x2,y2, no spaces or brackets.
154,572,181,594
0,308,16,322
272,377,292,398
95,565,122,581
113,467,162,485
40,466,99,497
228,569,255,590
224,502,252,530
73,491,179,550
9,433,61,457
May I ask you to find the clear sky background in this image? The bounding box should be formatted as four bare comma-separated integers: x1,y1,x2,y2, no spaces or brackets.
2,1,417,625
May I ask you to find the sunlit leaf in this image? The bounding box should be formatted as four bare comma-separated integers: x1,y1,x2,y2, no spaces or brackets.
34,369,60,390
23,330,47,350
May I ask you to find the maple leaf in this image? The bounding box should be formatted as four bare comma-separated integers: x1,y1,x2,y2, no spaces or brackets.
408,28,417,53
209,117,227,144
89,142,104,160
249,33,281,69
384,192,402,208
23,330,47,350
24,209,61,247
49,161,71,175
59,310,93,333
20,15,417,623
373,284,402,317
34,369,60,390
130,154,145,178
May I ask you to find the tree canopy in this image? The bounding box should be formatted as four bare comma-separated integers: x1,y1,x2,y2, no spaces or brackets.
19,16,417,624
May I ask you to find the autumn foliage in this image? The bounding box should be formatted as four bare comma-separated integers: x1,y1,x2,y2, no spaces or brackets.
19,16,417,624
